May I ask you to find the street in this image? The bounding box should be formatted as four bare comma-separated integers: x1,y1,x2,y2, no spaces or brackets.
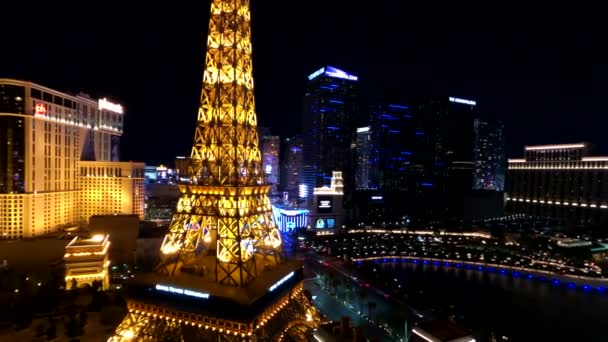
302,252,407,341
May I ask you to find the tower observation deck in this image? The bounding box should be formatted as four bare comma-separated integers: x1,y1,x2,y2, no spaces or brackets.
110,1,318,340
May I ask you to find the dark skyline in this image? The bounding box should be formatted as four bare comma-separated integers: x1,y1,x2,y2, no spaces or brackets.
1,1,606,164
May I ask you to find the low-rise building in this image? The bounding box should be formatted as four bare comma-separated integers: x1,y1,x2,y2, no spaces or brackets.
64,234,110,290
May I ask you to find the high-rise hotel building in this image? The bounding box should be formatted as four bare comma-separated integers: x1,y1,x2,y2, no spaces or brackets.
506,143,608,226
301,66,359,199
473,118,506,191
0,79,144,239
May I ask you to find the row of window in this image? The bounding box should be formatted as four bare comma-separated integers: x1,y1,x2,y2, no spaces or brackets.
31,88,77,109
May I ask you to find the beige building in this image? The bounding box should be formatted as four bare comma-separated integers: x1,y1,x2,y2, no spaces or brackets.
0,79,143,239
79,161,145,221
64,234,110,290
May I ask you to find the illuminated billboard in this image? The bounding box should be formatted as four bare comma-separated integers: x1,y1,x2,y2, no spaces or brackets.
308,66,359,81
315,218,335,229
317,196,333,213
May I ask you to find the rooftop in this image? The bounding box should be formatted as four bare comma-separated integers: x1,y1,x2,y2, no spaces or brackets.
125,256,303,324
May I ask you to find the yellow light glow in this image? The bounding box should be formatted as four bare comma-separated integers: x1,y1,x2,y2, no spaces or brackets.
161,243,181,255
91,234,105,242
147,0,283,289
524,143,585,151
120,330,135,339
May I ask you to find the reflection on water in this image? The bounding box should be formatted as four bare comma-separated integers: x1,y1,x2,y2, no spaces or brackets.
376,262,608,342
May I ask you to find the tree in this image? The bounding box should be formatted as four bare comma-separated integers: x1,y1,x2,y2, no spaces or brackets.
367,301,377,320
45,319,57,341
64,315,83,338
34,322,45,337
91,280,101,293
358,289,368,315
79,309,88,328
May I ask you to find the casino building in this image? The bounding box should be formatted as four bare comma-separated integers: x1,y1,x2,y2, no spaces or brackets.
0,79,144,239
506,143,608,226
308,171,345,235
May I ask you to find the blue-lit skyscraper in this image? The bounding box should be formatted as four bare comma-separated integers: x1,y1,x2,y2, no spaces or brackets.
261,135,280,194
473,118,505,191
301,66,359,198
369,103,414,192
355,127,372,189
281,135,304,201
354,97,478,224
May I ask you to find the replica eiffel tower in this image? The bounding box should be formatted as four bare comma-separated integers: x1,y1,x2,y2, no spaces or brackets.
110,1,318,340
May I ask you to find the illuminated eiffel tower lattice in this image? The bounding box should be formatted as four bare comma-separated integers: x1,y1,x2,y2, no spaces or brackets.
110,1,319,341
157,0,284,285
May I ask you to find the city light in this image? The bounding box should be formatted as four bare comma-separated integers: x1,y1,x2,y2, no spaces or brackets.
524,143,585,151
582,157,608,161
90,234,105,242
155,284,210,299
299,184,308,198
357,126,370,133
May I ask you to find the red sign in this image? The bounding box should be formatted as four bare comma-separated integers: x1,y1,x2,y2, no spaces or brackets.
35,103,46,115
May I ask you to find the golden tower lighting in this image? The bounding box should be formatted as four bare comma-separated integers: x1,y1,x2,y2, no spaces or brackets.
110,1,319,341
158,0,282,287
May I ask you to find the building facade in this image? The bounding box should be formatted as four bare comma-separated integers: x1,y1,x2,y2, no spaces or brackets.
353,97,477,224
355,127,372,189
0,79,141,239
301,66,359,198
271,206,309,232
506,143,608,226
308,171,345,235
79,161,145,221
473,118,506,191
281,135,304,201
369,103,414,192
409,96,477,220
64,234,110,290
260,135,280,194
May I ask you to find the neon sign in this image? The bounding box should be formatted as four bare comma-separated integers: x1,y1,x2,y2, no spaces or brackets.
319,200,331,209
155,284,209,299
357,126,370,133
98,98,124,114
308,66,359,81
308,67,325,80
35,103,46,115
325,66,358,81
449,97,476,106
268,272,294,292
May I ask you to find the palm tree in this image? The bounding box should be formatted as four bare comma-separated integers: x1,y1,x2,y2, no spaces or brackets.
358,289,367,315
367,301,377,320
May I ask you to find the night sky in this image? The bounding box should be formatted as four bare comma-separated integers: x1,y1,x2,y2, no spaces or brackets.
2,1,606,164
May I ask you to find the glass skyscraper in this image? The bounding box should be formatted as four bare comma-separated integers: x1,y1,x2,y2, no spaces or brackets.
301,66,359,198
369,103,413,192
281,135,304,201
354,97,478,223
473,118,506,191
355,127,372,189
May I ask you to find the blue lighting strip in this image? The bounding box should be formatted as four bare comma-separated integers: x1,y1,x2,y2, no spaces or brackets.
268,272,295,292
354,258,607,294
